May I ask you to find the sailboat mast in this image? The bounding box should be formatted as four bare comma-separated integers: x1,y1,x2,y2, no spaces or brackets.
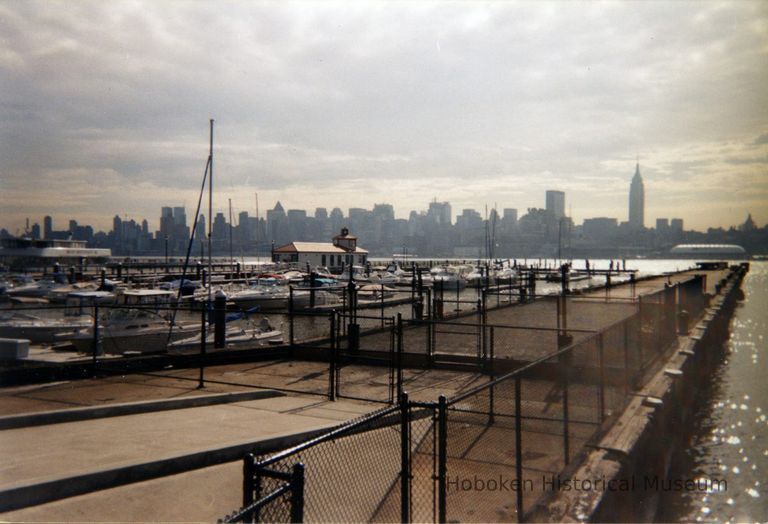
208,119,214,303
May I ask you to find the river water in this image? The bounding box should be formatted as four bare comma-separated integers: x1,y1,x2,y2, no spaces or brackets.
656,261,767,523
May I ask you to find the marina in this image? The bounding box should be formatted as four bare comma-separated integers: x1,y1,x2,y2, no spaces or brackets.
0,256,755,522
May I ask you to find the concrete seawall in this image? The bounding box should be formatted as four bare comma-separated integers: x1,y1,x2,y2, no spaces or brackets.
529,264,747,522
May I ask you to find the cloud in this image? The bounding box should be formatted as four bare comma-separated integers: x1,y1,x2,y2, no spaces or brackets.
1,0,767,232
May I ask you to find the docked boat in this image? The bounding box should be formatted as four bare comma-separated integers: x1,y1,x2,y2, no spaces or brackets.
167,317,283,353
7,278,66,299
357,284,397,302
0,312,92,343
229,282,338,311
56,308,199,354
494,266,518,284
430,266,467,291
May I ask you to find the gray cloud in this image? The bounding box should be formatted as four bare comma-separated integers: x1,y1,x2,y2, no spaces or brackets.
1,0,767,232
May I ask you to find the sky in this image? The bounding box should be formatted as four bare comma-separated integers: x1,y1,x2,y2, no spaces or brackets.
1,0,767,235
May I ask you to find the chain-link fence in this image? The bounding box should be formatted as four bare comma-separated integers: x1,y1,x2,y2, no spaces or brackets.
221,458,305,523
222,405,405,523
222,297,677,522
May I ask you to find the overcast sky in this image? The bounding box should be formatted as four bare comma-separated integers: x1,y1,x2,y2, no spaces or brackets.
1,0,766,234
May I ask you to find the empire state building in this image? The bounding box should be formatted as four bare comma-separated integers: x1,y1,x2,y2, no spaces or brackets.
629,162,645,229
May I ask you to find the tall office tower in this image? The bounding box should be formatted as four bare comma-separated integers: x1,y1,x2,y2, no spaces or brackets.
195,214,206,241
43,216,52,239
545,190,565,220
629,162,645,229
173,207,187,227
160,207,174,237
427,200,452,226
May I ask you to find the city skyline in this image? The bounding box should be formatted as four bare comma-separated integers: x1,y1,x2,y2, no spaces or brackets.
1,2,767,232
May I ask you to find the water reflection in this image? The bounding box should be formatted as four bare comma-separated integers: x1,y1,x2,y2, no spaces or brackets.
658,262,768,522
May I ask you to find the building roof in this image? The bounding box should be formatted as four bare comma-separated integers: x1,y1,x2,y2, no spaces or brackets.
670,244,746,254
273,242,368,254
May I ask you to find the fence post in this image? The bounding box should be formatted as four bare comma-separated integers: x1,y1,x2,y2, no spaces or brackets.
623,320,630,396
638,296,645,368
397,313,404,400
290,463,305,523
562,351,570,466
289,287,295,346
489,326,495,425
514,375,525,521
91,299,99,376
198,301,207,389
400,392,411,523
329,311,337,401
598,332,606,423
242,454,255,522
438,395,447,524
477,298,483,362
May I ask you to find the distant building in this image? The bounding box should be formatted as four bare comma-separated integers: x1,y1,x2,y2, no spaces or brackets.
669,244,747,259
740,213,757,232
502,208,518,226
427,201,452,226
670,218,683,232
545,190,565,220
629,162,645,229
583,217,618,241
272,228,368,269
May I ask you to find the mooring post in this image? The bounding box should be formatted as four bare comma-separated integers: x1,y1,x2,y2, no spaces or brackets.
214,289,227,349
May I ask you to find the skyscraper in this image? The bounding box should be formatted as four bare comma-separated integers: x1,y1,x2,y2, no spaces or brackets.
629,162,645,229
545,190,565,220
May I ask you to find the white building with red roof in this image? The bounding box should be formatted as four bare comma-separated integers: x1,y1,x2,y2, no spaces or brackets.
271,228,368,269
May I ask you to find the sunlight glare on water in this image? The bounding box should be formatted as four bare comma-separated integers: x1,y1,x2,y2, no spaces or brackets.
659,261,768,522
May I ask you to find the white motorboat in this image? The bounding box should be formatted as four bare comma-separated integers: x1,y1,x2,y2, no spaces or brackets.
7,278,66,299
0,312,92,343
56,308,199,354
494,267,518,284
430,266,467,291
167,317,283,353
357,284,397,302
230,280,338,311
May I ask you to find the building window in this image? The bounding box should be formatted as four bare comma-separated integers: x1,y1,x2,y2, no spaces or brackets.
322,255,326,266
